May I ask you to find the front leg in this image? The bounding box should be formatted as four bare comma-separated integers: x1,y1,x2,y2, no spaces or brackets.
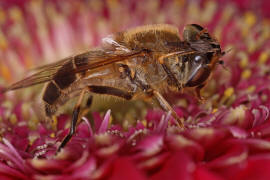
150,89,185,128
195,83,206,102
120,63,185,128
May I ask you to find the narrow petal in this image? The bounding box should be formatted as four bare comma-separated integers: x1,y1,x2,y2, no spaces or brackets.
99,109,111,134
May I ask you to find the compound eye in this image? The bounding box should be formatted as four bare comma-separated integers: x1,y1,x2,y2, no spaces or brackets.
194,55,203,63
185,66,211,87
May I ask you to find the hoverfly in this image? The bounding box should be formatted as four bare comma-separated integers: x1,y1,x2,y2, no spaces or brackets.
3,24,225,151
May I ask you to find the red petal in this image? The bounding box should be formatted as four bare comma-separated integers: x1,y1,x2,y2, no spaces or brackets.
109,157,147,180
71,157,96,178
150,151,194,180
28,159,71,174
167,134,204,161
233,158,270,180
0,163,29,180
194,166,224,180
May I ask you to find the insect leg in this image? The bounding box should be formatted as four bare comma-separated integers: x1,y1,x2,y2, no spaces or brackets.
58,86,133,151
78,95,93,125
151,90,185,128
161,64,182,90
58,88,87,151
195,84,206,102
120,64,184,128
88,85,133,100
86,95,93,107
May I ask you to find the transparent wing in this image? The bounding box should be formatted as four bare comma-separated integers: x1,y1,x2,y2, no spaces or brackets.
2,47,141,92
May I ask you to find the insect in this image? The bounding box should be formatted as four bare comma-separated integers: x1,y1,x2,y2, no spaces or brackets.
3,24,225,151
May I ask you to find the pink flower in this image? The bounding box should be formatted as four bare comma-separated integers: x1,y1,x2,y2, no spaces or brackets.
0,0,270,179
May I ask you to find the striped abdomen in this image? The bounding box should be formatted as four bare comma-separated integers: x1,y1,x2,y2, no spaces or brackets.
42,55,88,116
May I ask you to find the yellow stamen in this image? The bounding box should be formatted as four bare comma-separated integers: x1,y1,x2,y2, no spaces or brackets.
261,94,268,102
109,116,113,126
9,7,23,22
24,53,34,69
0,9,6,24
0,31,7,50
51,116,58,131
224,106,246,125
141,119,147,127
0,61,12,82
28,135,38,146
241,69,251,79
212,108,218,113
244,12,256,26
9,114,17,125
259,52,269,64
224,87,234,97
246,85,255,93
247,40,256,53
238,52,248,68
201,1,217,23
50,133,55,138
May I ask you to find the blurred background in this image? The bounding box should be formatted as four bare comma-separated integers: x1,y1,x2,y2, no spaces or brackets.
0,0,269,127
0,0,268,82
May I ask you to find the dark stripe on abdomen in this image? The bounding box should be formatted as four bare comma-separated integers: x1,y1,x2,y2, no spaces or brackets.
43,82,61,105
74,54,89,68
74,54,89,76
54,61,77,89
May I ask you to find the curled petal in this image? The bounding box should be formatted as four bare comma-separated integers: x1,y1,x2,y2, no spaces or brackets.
71,157,97,179
137,152,169,171
135,135,164,158
155,112,170,133
82,117,93,137
28,159,71,174
99,109,111,134
228,126,248,139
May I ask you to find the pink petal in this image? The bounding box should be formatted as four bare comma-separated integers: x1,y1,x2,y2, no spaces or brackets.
155,112,170,133
0,163,29,180
228,126,248,139
28,159,71,174
1,138,33,173
109,157,147,180
135,135,163,158
71,156,96,178
63,151,89,173
150,151,195,180
137,152,169,171
167,135,204,161
206,144,248,169
194,166,224,180
184,127,230,151
96,143,121,158
99,109,111,134
251,105,270,127
233,158,270,180
81,117,93,137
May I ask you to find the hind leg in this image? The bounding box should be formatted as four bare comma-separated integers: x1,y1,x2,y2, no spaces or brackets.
58,86,133,151
58,88,87,151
